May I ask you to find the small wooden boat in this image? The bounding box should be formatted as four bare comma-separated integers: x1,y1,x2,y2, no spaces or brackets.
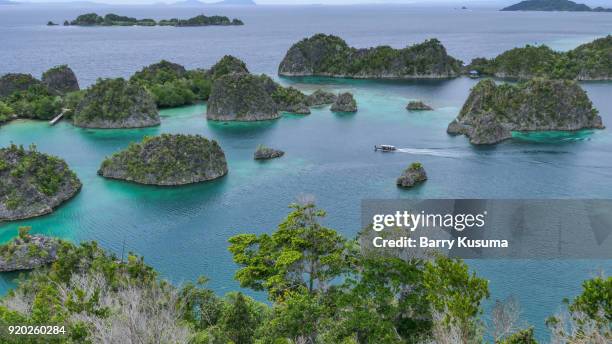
375,145,397,152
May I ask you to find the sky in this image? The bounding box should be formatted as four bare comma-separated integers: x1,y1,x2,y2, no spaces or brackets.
11,0,610,5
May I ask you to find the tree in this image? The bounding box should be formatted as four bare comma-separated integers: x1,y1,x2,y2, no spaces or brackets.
423,256,489,344
326,253,431,344
178,276,223,331
547,274,611,343
228,202,350,301
220,292,263,344
490,296,523,342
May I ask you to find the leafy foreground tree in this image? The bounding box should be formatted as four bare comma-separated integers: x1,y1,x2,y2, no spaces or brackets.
229,202,492,344
546,274,611,344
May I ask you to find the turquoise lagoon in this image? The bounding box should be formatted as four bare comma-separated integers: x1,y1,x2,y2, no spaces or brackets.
0,77,611,339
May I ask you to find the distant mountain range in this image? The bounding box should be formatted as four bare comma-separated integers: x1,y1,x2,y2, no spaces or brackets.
173,0,256,5
502,0,612,12
0,0,18,5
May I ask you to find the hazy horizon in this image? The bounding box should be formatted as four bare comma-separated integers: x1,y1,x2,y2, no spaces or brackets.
6,0,612,7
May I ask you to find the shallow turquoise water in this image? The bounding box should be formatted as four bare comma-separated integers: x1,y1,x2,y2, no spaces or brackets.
0,78,610,339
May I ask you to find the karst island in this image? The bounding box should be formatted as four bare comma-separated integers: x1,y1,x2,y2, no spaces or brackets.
0,144,81,221
98,134,228,186
61,13,244,27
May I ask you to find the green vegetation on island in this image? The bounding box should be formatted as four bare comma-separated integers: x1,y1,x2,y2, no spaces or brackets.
467,35,612,80
0,203,608,343
130,60,212,108
63,13,244,27
73,78,160,129
0,144,81,221
397,162,428,188
279,33,463,79
501,0,612,12
0,66,80,124
448,79,604,144
98,134,228,186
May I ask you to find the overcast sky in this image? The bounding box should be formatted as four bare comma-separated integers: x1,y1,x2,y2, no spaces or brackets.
13,0,609,5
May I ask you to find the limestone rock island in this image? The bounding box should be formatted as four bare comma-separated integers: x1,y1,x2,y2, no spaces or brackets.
279,34,463,79
73,78,160,129
406,101,433,111
98,134,228,186
397,162,427,188
447,79,604,145
331,92,357,112
0,144,82,221
254,145,285,160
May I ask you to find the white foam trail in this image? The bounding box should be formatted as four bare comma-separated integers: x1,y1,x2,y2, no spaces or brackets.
395,148,466,158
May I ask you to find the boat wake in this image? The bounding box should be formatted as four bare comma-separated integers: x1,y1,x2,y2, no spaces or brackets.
395,147,467,158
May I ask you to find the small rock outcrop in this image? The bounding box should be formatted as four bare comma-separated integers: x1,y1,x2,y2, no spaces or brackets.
0,73,40,98
448,79,604,145
42,65,80,95
98,134,228,186
406,101,433,111
73,78,160,129
0,144,82,221
279,34,463,79
397,163,428,188
207,73,279,121
331,92,357,112
254,145,284,160
306,89,337,106
0,228,60,272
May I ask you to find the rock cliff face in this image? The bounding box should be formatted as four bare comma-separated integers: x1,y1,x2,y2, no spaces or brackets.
207,73,280,121
42,65,80,95
0,234,61,272
254,146,284,160
98,134,228,186
270,84,311,115
306,90,337,106
331,92,357,112
0,73,40,98
397,163,427,188
73,78,160,128
448,79,604,145
0,144,81,221
279,34,462,79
